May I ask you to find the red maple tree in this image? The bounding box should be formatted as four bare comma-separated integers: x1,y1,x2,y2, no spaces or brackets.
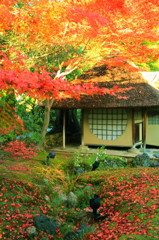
0,0,159,143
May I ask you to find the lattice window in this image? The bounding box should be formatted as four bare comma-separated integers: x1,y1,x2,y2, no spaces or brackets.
88,109,128,140
148,111,159,125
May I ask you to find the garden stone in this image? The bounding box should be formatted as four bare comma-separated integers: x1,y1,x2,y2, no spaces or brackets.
83,185,93,194
153,153,159,158
83,185,93,191
63,230,80,240
150,162,159,167
128,147,140,154
59,193,67,201
67,192,78,208
34,215,57,235
75,168,85,175
43,178,49,185
103,157,127,169
76,209,94,224
44,195,50,202
58,193,68,206
26,226,37,239
76,225,92,237
132,153,151,167
63,225,92,240
113,163,118,168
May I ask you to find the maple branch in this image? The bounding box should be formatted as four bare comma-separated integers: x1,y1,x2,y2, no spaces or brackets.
62,22,69,41
55,65,77,78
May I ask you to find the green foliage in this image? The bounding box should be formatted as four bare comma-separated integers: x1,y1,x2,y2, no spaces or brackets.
0,93,55,145
147,60,159,71
0,130,16,144
72,147,127,171
66,68,84,81
140,41,159,71
16,95,44,132
74,185,94,209
99,155,127,170
0,93,44,145
0,95,24,144
15,0,27,8
72,147,106,170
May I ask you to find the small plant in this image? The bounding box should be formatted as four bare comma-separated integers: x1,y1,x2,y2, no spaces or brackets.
72,148,128,171
72,147,107,171
35,164,67,185
74,185,94,208
91,146,107,161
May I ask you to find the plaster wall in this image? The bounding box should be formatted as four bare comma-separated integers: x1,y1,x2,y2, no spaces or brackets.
83,109,133,147
146,123,159,146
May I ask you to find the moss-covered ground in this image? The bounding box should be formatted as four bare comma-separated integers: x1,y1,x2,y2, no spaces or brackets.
0,151,159,239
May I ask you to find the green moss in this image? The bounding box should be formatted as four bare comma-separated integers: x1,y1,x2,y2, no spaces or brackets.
1,151,159,240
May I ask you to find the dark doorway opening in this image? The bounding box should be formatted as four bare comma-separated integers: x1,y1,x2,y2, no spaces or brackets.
47,109,82,146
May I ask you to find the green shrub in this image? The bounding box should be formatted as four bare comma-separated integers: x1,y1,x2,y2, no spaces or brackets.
72,147,107,171
72,148,127,171
99,155,127,170
74,185,94,208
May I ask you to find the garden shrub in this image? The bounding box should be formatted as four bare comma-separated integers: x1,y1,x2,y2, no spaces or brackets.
34,165,79,194
132,152,151,167
99,155,127,169
72,147,107,171
74,185,94,208
35,165,67,186
2,140,38,159
72,148,127,172
60,157,75,175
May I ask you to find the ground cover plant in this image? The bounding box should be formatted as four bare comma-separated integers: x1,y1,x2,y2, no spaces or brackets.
0,150,159,240
72,147,127,172
80,168,159,239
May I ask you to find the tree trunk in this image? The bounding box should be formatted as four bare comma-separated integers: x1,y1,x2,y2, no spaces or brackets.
39,99,54,147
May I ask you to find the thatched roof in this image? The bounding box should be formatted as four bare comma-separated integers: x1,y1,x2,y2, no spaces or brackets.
53,64,159,109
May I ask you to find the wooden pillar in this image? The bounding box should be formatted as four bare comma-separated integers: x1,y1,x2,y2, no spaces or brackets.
142,109,147,149
81,109,84,146
132,108,135,145
62,110,66,149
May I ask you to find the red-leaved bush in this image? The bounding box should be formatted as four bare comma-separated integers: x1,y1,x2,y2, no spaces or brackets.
2,140,38,159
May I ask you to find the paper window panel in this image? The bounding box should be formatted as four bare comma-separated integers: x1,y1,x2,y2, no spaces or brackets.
88,109,128,140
